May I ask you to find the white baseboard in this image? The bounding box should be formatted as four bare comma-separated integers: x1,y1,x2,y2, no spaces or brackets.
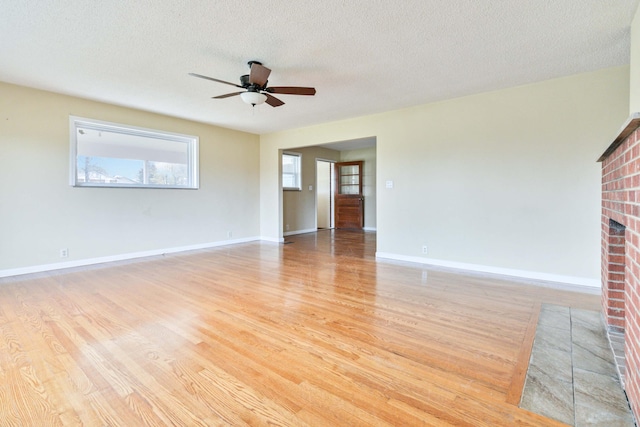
2,240,600,294
0,237,261,278
260,236,285,243
283,228,318,237
363,227,377,231
375,252,600,291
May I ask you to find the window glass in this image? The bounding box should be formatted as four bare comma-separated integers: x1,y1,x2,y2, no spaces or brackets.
282,153,301,190
70,116,198,189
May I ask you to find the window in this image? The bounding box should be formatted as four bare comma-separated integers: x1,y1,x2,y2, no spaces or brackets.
69,116,199,189
282,152,301,190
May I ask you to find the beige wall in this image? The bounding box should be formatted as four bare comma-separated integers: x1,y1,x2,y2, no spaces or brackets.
261,67,629,285
2,65,629,284
631,5,640,114
339,147,377,230
1,82,260,272
282,146,340,234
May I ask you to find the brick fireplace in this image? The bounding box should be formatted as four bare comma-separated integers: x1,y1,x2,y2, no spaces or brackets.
599,112,640,419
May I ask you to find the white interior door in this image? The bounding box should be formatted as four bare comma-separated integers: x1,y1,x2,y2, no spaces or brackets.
316,160,334,229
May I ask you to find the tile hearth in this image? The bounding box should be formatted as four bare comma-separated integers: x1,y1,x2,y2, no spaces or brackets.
520,304,635,426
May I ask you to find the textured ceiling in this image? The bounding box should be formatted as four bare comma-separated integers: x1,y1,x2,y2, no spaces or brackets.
1,1,638,135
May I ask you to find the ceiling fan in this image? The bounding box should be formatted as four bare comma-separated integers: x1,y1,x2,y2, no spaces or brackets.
189,61,316,107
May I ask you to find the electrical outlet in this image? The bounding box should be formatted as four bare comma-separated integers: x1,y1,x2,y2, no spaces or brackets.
60,248,68,258
286,224,290,231
227,231,232,238
422,245,428,254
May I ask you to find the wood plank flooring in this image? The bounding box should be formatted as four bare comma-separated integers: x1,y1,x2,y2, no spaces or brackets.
0,230,600,426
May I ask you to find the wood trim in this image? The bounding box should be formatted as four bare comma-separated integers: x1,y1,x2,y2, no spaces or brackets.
597,112,640,162
505,302,541,405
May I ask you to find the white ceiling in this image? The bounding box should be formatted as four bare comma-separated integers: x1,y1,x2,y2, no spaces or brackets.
1,1,638,135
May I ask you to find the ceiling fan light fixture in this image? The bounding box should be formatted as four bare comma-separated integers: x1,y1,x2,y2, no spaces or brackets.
240,91,267,106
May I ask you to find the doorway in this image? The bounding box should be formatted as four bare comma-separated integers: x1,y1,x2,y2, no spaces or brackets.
316,159,334,229
334,160,364,229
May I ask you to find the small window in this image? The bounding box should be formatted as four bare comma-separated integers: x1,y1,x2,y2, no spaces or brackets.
282,152,301,191
69,116,199,189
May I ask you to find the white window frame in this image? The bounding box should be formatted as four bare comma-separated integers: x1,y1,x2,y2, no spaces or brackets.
282,152,302,191
69,116,199,189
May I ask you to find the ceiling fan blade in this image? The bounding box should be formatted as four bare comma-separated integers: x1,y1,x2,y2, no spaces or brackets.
212,91,244,99
267,86,316,96
265,93,285,107
249,63,271,87
189,73,242,88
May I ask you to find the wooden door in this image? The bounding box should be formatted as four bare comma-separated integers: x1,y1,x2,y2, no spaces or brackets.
335,161,364,229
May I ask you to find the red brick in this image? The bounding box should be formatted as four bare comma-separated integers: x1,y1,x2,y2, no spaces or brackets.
608,307,625,317
607,281,625,291
608,272,626,282
609,234,625,243
601,129,640,420
609,263,626,273
609,244,625,255
609,254,626,264
607,290,625,300
608,316,625,329
609,299,626,309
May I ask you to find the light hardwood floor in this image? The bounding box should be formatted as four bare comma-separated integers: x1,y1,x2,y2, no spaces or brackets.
0,230,600,426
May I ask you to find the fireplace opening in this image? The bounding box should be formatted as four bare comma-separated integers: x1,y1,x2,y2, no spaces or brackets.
604,219,626,331
604,219,627,386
